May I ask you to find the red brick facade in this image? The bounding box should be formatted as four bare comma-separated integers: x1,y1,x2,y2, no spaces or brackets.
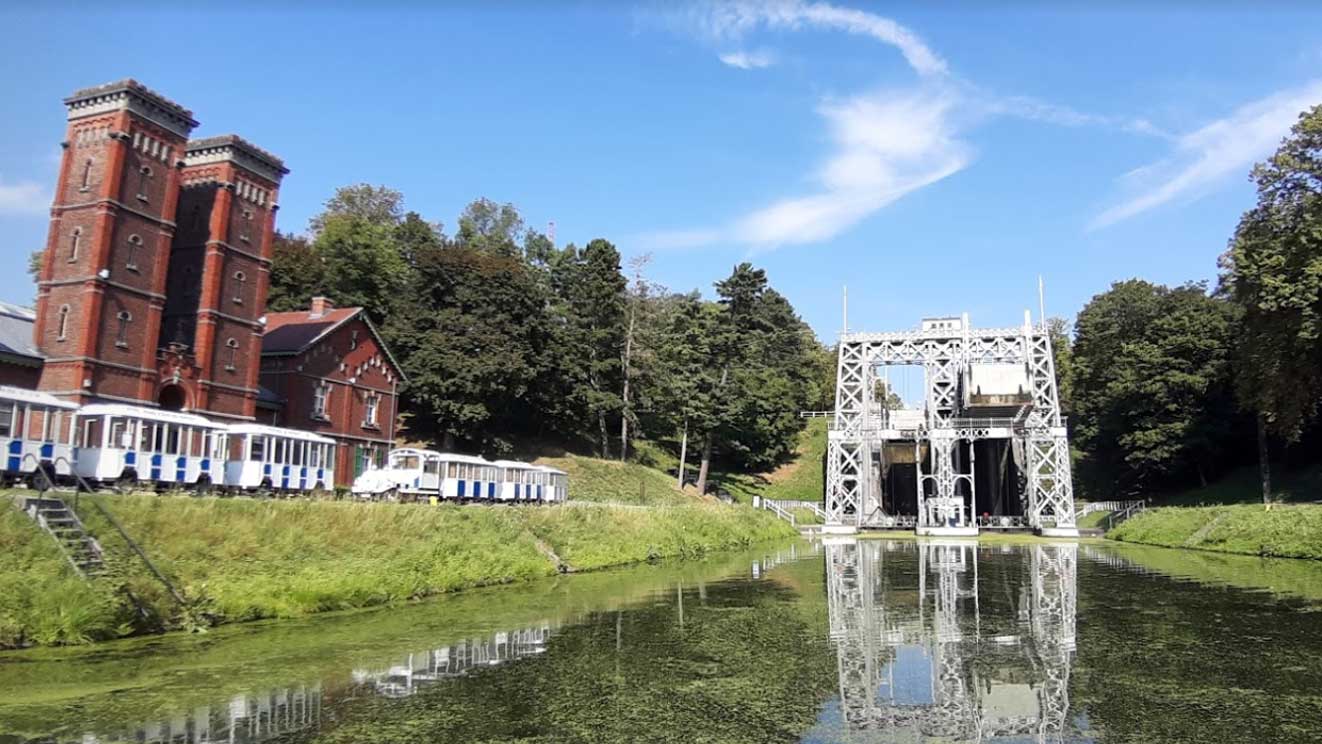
258,303,403,486
33,81,287,420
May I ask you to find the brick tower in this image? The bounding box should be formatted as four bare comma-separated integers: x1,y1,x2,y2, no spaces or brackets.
159,136,287,419
34,80,198,406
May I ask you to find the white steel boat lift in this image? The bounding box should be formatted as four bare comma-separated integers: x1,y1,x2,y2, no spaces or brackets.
824,309,1077,537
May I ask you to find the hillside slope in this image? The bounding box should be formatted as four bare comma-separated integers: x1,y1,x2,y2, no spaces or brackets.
724,418,826,505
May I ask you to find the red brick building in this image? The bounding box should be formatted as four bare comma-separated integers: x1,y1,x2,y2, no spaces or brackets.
32,80,287,420
258,298,403,485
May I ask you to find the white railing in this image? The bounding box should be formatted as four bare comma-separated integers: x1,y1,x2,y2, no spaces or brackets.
760,498,796,526
1074,500,1145,519
765,499,826,520
976,514,1030,529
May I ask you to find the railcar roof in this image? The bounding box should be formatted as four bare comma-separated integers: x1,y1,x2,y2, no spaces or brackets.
77,403,224,427
390,448,442,458
490,459,539,469
0,385,79,409
226,423,337,444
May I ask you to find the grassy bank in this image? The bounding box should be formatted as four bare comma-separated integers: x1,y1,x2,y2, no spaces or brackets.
0,492,794,649
1108,503,1322,559
726,418,826,504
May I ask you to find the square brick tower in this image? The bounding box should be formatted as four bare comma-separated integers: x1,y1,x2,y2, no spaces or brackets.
34,80,198,406
159,136,288,419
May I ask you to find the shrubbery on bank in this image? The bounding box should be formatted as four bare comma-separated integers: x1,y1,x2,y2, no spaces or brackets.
0,493,794,649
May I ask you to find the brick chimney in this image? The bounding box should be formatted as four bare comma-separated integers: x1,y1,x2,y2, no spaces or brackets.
310,296,333,318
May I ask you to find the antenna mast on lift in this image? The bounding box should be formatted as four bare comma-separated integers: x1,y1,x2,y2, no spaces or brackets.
842,285,849,334
548,221,556,247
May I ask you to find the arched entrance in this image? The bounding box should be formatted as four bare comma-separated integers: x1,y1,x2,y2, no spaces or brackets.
158,384,187,411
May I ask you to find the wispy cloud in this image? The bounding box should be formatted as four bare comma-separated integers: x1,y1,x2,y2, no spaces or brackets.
982,94,1171,139
719,49,776,69
1091,80,1322,229
0,176,48,216
686,0,946,76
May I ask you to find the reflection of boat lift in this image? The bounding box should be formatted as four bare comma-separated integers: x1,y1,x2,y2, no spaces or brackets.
826,538,1079,742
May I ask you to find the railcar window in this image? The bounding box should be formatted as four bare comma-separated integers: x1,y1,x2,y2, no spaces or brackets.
274,438,286,464
80,417,100,447
250,436,266,462
165,425,181,455
447,462,457,478
0,401,14,439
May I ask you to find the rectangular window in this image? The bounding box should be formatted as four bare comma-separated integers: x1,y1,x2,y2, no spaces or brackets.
0,401,12,439
81,417,101,448
165,425,180,455
274,438,286,464
250,436,266,462
364,394,379,427
313,383,330,420
139,422,154,452
110,418,129,449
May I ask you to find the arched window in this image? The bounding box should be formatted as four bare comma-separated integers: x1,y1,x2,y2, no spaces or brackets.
80,159,93,191
56,305,70,341
126,234,142,271
68,228,81,263
137,166,152,202
224,338,239,371
233,271,246,305
239,209,253,243
115,311,131,348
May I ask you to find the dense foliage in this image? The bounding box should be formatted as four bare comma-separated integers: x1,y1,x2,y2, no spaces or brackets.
269,186,823,479
1071,280,1243,496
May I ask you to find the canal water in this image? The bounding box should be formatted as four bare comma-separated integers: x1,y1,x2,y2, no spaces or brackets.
1,538,1320,743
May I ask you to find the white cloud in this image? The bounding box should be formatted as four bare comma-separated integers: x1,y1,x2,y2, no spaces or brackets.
734,89,969,245
638,88,970,249
689,0,946,76
0,176,48,216
719,49,776,69
983,93,1171,139
1091,80,1322,229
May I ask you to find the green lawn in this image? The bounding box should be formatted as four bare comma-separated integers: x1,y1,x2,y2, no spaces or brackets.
1108,503,1322,560
0,476,794,649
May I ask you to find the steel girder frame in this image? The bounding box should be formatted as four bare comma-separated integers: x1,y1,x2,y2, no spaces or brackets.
827,318,1075,530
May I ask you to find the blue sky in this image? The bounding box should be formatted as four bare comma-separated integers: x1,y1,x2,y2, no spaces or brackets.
2,2,1320,342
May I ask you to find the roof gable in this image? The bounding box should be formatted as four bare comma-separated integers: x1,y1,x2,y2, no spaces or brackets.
261,307,405,381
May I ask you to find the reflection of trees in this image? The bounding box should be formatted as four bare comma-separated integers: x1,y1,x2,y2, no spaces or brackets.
293,565,838,743
825,539,1079,742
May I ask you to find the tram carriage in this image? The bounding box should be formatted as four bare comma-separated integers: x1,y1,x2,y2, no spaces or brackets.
492,460,540,502
438,454,499,502
73,404,228,488
224,424,337,494
0,385,79,486
538,465,569,503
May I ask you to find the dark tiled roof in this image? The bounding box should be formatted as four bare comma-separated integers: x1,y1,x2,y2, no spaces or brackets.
261,307,406,382
187,134,288,174
261,307,361,354
0,301,41,365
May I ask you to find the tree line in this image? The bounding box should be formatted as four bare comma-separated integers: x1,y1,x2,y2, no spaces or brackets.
268,190,832,493
1061,104,1322,502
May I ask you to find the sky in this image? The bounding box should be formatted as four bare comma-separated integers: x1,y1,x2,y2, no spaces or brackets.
2,1,1321,344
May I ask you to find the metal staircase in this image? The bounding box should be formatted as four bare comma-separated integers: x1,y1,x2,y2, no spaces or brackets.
23,496,106,577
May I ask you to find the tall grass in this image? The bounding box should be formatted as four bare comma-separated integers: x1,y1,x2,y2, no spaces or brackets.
0,504,126,647
0,488,795,648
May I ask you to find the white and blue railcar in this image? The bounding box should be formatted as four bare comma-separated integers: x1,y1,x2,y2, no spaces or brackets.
352,448,442,500
0,385,79,485
492,460,543,502
73,404,228,488
224,424,337,494
538,465,569,503
438,454,499,502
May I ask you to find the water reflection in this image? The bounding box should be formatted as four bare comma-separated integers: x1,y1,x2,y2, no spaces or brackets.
56,542,817,744
823,539,1079,742
79,685,322,744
